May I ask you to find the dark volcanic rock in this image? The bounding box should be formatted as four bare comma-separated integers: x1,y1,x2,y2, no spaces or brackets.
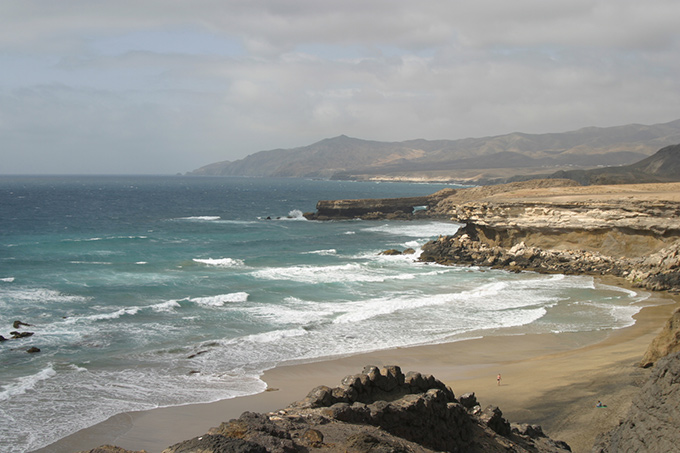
163,434,266,453
161,366,570,453
593,351,680,453
10,331,34,339
79,446,147,453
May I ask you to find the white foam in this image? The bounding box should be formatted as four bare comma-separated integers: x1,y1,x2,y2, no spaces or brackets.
363,221,461,238
333,293,452,324
285,209,307,220
136,261,148,265
1,277,15,282
193,258,245,267
63,307,141,324
304,249,337,255
177,216,221,221
251,263,417,283
239,328,308,344
0,365,57,401
0,287,89,303
246,297,331,325
190,292,249,307
150,300,182,312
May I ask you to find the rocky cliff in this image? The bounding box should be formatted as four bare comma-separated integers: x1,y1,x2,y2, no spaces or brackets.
640,308,680,368
592,352,680,453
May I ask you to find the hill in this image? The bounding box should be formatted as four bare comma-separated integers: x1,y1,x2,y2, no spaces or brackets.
522,143,680,185
189,119,680,182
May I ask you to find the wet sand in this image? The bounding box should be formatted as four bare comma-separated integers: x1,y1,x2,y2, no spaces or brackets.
38,283,678,453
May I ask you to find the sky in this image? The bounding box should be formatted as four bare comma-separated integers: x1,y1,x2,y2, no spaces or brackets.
1,1,679,174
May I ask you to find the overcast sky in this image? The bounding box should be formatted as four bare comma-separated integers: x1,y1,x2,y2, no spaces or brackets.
1,0,679,174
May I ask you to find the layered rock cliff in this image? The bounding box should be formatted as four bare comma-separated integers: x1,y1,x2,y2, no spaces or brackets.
304,190,455,220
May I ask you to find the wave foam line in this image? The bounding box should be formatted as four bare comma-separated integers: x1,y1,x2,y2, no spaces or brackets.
251,263,417,284
189,292,249,307
63,307,141,324
193,257,245,267
0,365,57,402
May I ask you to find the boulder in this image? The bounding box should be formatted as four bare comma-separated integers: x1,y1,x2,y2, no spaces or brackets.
379,249,402,256
10,331,34,339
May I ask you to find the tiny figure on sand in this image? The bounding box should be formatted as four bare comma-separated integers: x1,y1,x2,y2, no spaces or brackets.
497,373,502,386
596,400,607,408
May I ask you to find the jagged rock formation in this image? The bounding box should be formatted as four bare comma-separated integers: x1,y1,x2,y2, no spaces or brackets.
640,308,680,368
592,352,680,453
160,366,570,453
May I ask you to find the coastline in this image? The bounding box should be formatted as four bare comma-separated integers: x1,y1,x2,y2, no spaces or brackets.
37,278,679,453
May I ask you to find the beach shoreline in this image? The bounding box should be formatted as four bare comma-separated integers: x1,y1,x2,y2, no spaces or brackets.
36,276,679,453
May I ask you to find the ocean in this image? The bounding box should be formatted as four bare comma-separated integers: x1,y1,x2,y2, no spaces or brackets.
0,175,650,452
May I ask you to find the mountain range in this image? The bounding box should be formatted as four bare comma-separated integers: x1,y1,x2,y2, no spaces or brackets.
189,119,680,183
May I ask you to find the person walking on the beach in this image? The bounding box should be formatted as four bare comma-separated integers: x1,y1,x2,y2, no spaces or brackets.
497,373,502,386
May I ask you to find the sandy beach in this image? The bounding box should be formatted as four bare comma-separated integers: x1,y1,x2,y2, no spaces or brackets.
37,277,679,453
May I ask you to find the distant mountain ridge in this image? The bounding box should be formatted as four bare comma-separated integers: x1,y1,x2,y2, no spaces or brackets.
539,143,680,185
189,119,680,182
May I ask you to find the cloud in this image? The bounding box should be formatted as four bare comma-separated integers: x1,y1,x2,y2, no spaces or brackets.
1,0,679,173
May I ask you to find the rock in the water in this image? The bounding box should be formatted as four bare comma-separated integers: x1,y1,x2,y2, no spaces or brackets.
27,347,41,353
10,331,34,339
13,320,32,328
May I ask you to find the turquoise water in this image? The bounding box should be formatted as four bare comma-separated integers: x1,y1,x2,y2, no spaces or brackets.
0,176,649,452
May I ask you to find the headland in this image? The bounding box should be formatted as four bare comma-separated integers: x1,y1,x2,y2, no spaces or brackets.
43,180,680,453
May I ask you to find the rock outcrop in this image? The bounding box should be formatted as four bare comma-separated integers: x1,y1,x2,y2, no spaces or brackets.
592,352,680,453
304,190,455,220
160,366,571,453
419,223,680,293
640,308,680,368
